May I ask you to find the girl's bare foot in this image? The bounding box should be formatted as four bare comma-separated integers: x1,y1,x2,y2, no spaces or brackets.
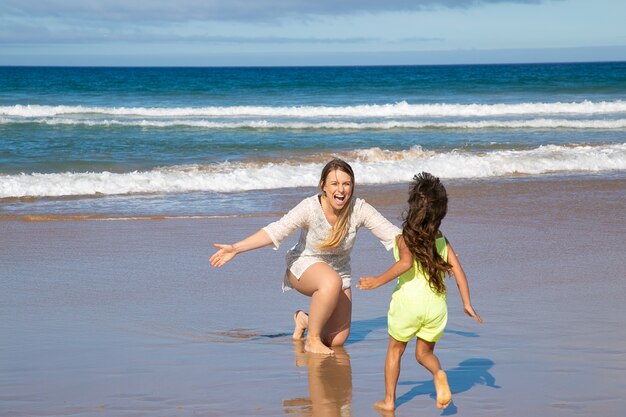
434,370,452,409
373,399,395,411
292,310,308,340
305,336,334,355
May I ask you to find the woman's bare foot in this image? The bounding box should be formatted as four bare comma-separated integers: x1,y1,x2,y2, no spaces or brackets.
373,399,395,411
292,310,308,340
434,370,452,409
305,336,334,355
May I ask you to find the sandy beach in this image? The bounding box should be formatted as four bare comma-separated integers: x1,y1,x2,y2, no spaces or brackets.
1,175,625,417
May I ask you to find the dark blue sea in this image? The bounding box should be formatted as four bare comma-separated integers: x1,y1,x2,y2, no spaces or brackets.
1,62,625,217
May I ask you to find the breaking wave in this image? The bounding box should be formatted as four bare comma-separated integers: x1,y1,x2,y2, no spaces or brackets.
2,143,625,198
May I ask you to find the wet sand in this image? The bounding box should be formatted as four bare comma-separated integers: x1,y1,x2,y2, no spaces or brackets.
1,176,625,417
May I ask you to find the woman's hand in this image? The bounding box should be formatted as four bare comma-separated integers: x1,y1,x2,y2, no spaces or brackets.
356,276,382,290
464,304,484,323
209,243,237,268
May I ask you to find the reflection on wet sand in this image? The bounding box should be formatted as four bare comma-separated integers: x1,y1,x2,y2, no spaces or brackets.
283,341,353,417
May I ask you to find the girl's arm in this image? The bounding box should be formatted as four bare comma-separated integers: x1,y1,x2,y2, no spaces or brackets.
447,242,483,323
210,229,273,268
356,235,413,290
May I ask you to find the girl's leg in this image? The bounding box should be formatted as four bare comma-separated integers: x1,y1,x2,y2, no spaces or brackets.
374,336,407,411
288,263,343,355
415,338,451,409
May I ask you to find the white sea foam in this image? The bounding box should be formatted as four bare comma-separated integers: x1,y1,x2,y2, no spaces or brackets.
1,144,624,198
2,117,626,130
2,100,626,118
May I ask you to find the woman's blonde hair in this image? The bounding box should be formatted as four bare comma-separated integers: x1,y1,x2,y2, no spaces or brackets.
318,159,355,249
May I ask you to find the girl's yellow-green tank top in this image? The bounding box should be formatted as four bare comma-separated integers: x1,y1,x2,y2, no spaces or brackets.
392,234,448,303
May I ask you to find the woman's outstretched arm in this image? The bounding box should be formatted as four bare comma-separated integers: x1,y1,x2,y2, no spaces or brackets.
210,229,273,268
211,197,310,268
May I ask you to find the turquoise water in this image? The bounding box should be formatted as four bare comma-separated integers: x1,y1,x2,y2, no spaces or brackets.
1,62,625,216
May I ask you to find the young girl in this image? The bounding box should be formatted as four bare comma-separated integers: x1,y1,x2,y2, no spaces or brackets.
356,172,483,410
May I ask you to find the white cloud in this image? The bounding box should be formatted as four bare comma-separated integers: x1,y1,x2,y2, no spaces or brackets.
1,0,546,23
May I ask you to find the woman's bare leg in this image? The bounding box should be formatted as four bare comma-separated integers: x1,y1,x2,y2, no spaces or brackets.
292,289,351,346
415,338,451,409
288,263,342,355
323,288,352,347
374,336,407,411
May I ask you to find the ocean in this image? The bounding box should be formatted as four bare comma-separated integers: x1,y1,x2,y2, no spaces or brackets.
1,62,625,218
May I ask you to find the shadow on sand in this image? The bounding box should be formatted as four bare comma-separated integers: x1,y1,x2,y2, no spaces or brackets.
396,358,500,415
347,317,495,415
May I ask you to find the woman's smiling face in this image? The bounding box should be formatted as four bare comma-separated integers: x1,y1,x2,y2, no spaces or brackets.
321,168,353,212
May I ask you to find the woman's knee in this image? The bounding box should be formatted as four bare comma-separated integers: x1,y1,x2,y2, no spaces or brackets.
318,274,342,295
295,263,343,295
325,313,351,346
308,265,342,295
328,327,350,346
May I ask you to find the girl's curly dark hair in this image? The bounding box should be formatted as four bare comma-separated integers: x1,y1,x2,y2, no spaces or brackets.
402,172,451,294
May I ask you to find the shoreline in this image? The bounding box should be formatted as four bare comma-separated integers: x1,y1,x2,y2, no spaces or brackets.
1,173,624,222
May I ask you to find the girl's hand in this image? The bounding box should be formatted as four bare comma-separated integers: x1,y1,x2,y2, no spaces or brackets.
356,276,381,290
209,243,237,268
464,305,484,323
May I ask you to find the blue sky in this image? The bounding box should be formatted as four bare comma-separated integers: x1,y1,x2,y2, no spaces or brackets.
1,0,625,66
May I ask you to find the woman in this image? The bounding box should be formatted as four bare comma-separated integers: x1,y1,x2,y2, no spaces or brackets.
210,159,400,354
